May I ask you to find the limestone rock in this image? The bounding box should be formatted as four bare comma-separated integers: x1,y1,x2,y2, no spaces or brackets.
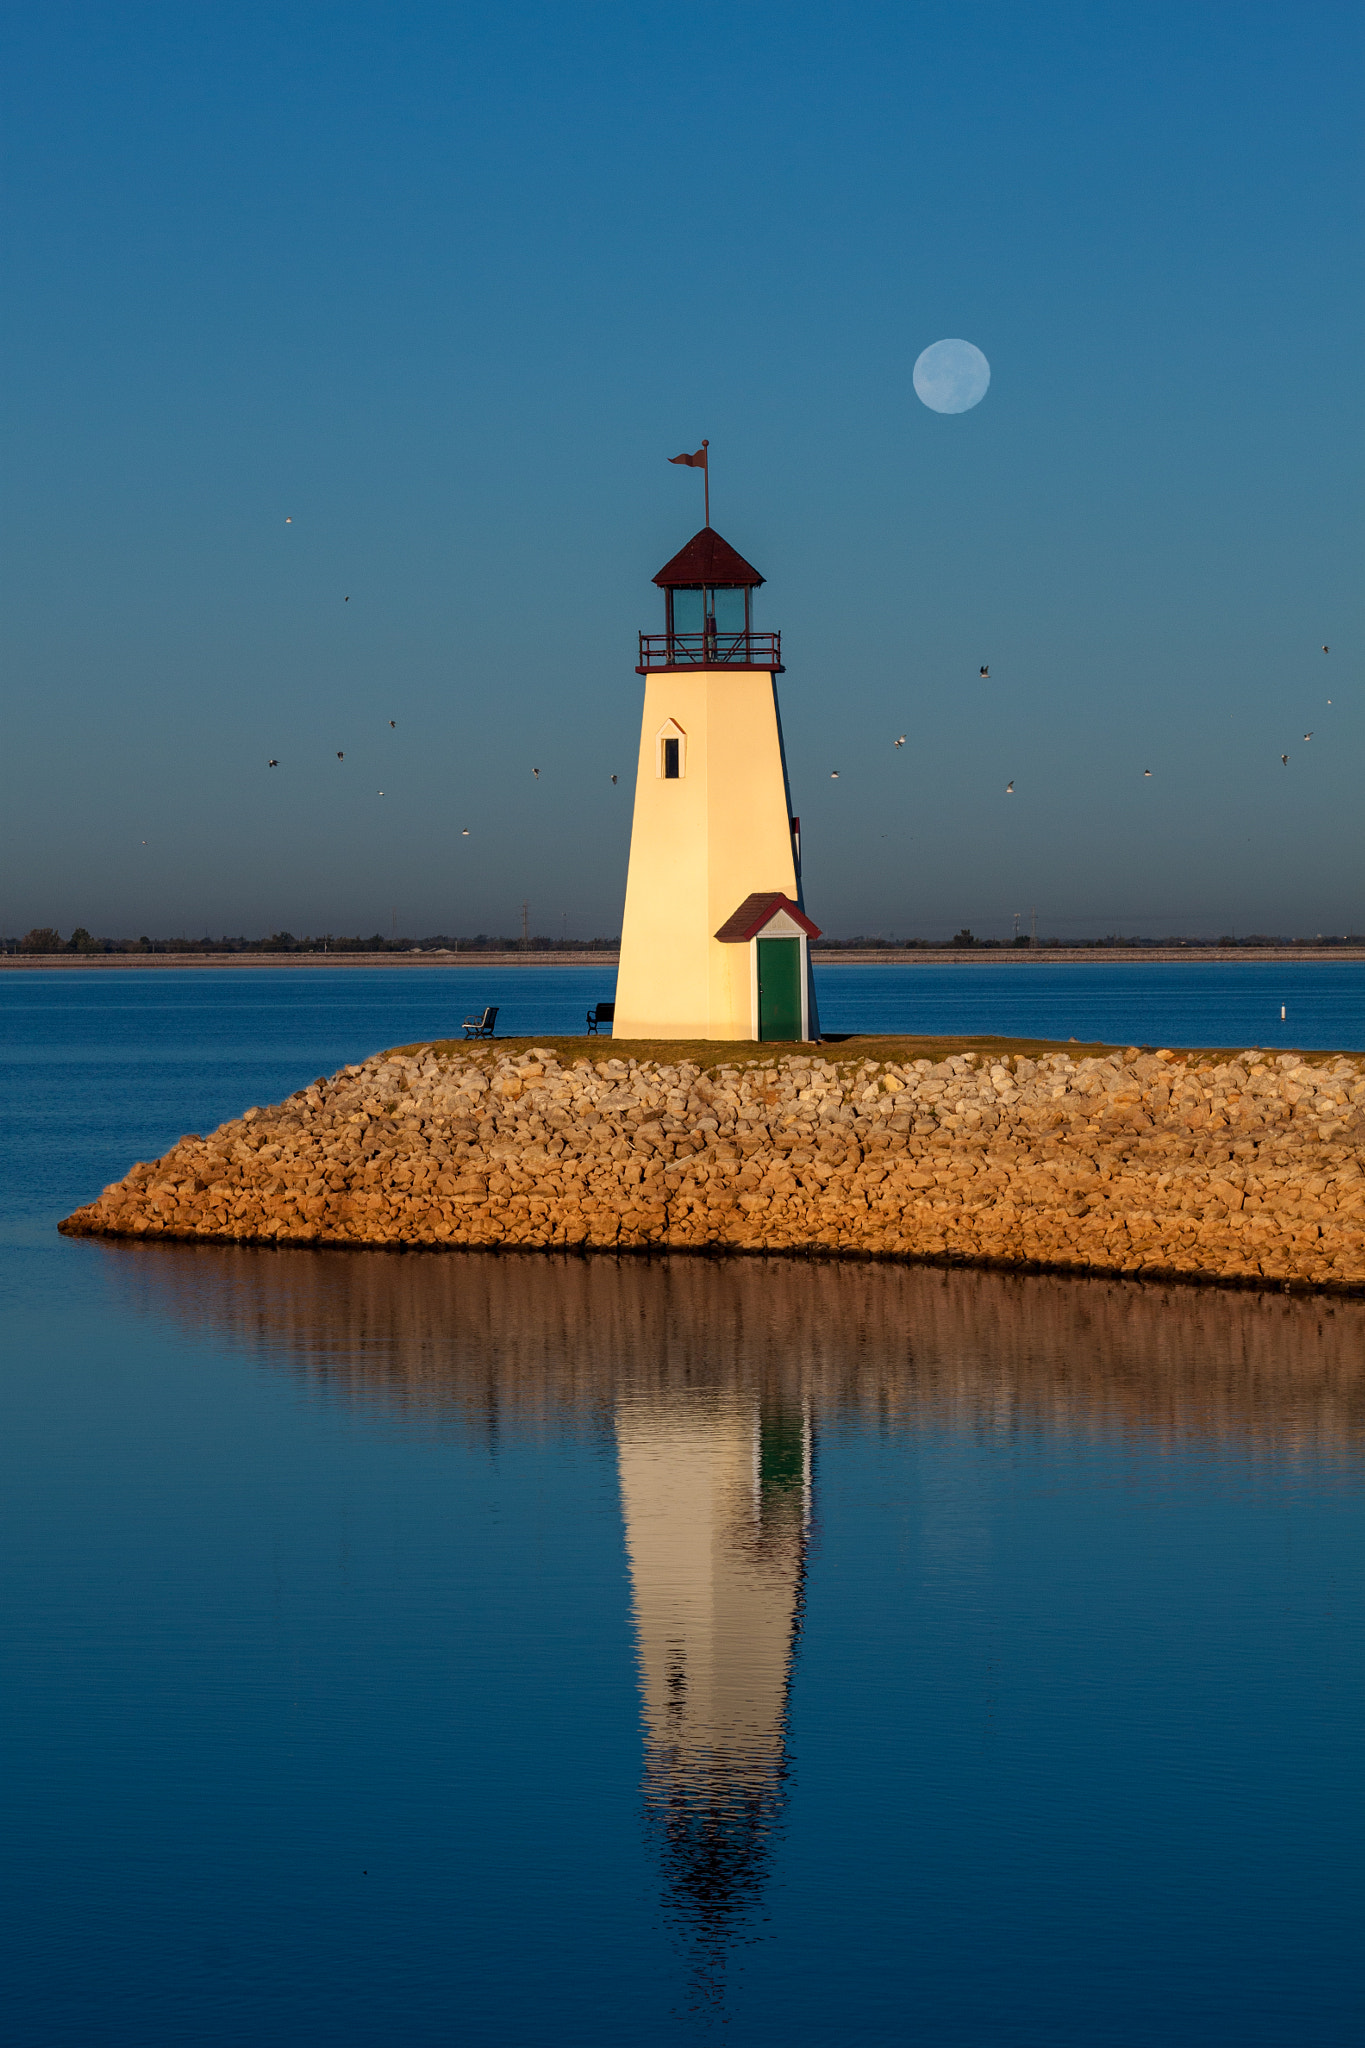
56,1041,1365,1293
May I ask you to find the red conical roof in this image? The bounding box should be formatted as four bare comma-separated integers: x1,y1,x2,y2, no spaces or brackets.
652,526,765,588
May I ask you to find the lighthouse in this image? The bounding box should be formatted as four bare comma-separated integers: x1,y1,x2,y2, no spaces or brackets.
612,524,820,1041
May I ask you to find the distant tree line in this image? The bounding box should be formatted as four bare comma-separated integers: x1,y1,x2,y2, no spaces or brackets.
6,929,625,955
811,931,1365,950
10,925,1365,956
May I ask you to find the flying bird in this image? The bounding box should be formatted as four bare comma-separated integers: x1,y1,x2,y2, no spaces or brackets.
1281,754,1289,765
461,827,469,836
830,770,840,778
1143,768,1152,777
1322,644,1329,653
979,666,989,678
377,790,384,796
285,517,292,524
337,751,345,759
1304,732,1313,741
1005,780,1015,794
344,596,350,602
389,720,396,728
611,774,618,784
533,767,539,779
268,758,278,768
894,735,906,748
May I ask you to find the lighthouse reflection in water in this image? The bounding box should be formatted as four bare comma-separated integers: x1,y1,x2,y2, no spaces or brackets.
617,1390,809,1940
91,1243,1365,2040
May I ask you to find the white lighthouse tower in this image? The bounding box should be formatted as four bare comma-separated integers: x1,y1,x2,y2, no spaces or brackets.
612,524,820,1042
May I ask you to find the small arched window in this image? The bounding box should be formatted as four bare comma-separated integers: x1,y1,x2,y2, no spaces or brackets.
655,719,686,779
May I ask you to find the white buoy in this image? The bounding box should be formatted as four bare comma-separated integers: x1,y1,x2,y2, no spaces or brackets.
1281,1005,1286,1020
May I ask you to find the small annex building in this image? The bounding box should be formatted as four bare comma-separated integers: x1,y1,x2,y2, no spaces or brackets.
713,892,821,1044
612,524,820,1042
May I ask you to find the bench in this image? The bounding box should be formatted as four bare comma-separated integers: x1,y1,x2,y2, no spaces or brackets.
461,1005,499,1039
586,1002,615,1035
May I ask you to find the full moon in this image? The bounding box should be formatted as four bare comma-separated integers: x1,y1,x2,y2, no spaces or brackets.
913,338,991,414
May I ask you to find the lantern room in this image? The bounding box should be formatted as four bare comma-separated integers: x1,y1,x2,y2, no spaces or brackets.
637,526,782,673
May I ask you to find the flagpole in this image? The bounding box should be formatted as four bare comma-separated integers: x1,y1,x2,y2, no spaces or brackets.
702,440,709,526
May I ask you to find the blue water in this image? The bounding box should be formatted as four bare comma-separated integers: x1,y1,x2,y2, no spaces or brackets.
814,958,1365,1050
0,968,617,1236
2,970,1363,2045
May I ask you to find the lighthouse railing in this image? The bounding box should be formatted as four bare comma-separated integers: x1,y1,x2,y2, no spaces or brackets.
636,630,782,673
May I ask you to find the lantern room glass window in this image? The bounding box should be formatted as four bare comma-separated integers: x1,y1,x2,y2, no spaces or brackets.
667,586,751,638
712,587,747,634
670,589,704,635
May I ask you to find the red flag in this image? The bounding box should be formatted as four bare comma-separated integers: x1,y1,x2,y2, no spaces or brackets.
669,447,707,468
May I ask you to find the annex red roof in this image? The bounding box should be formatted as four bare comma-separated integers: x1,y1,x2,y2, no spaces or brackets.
714,892,821,943
653,527,765,588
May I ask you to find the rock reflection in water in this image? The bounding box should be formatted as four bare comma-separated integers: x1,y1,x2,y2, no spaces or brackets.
104,1245,1365,1463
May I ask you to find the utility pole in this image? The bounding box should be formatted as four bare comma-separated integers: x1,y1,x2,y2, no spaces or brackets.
1013,911,1021,943
1030,905,1037,944
521,900,529,951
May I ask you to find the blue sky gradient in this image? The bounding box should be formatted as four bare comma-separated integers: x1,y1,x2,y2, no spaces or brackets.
1,2,1360,940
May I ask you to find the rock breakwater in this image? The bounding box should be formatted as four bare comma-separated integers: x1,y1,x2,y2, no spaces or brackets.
60,1040,1365,1291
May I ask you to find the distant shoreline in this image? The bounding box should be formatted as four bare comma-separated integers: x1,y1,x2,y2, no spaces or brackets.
4,947,1365,971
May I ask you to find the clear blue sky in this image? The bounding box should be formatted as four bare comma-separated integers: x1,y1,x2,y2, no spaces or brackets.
2,2,1360,941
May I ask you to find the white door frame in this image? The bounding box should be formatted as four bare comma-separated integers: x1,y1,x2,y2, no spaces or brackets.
748,919,810,1041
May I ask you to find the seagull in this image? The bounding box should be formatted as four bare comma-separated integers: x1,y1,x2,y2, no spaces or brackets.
1143,768,1152,777
461,827,469,836
894,735,906,748
611,774,618,784
979,666,989,678
285,517,292,524
1281,754,1289,765
344,596,350,602
268,758,278,768
337,751,345,759
377,790,384,796
533,768,539,779
389,720,396,728
1005,780,1015,794
1304,732,1313,741
1322,644,1329,653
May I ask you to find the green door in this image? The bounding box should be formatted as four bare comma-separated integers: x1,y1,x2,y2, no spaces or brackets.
757,937,802,1041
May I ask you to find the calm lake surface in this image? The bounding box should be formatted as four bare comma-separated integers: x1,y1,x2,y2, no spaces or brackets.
3,969,1363,2045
